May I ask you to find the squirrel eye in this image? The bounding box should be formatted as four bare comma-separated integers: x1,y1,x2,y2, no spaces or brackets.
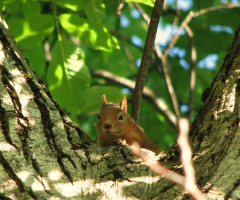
97,114,100,119
118,114,123,120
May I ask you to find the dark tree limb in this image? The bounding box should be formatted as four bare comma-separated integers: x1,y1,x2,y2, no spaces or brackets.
132,0,165,123
136,1,181,119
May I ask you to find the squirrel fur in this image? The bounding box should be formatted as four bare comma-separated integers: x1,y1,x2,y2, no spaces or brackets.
97,95,159,153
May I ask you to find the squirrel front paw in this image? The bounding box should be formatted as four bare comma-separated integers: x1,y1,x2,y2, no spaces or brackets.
112,138,127,146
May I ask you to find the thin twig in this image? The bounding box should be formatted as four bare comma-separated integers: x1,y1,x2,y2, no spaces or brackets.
162,4,239,117
136,1,181,119
130,143,185,185
130,118,207,199
111,30,144,52
156,3,239,118
155,45,181,118
170,0,180,37
185,25,197,119
134,3,150,23
155,0,181,119
132,0,165,123
121,43,137,71
164,3,239,57
91,69,178,129
130,141,207,200
177,118,207,200
116,0,126,17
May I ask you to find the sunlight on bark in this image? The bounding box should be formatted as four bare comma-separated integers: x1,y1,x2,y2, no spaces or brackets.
48,170,64,181
0,43,5,65
16,170,30,182
32,176,50,191
0,143,17,151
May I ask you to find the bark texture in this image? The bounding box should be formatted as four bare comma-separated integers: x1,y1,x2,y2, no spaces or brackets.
1,15,240,199
0,17,164,200
190,25,240,199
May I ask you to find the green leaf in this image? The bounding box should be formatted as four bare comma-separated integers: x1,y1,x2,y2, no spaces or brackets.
2,0,21,13
0,1,4,12
7,14,54,48
119,7,148,42
86,48,139,77
23,43,46,78
203,7,240,30
192,0,222,11
126,0,154,7
54,0,84,11
22,0,41,17
47,39,91,113
83,0,105,23
59,14,119,51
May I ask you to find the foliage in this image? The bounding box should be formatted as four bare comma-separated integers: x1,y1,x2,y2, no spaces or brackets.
1,0,240,149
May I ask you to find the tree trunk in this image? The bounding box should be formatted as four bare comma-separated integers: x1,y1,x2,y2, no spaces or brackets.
1,15,240,199
190,25,240,199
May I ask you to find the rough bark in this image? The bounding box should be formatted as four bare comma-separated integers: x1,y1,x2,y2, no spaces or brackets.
1,15,240,199
190,25,240,199
0,17,165,200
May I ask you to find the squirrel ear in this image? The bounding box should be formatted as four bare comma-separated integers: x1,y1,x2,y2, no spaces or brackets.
120,96,127,113
102,95,108,106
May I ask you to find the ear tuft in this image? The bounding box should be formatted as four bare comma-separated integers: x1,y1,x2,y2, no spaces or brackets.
120,96,128,113
102,95,108,106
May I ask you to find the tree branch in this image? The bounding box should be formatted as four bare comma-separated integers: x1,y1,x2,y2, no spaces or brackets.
131,143,185,186
155,45,180,118
177,118,206,200
131,118,207,200
136,1,180,119
134,3,150,23
111,30,144,52
132,0,165,123
164,3,239,57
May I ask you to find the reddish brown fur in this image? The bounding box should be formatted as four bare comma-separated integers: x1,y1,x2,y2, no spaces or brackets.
97,95,159,153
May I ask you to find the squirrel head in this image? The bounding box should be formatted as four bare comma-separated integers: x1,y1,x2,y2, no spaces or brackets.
97,95,129,136
97,95,160,153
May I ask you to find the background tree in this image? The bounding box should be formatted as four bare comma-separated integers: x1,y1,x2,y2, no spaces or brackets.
1,0,240,199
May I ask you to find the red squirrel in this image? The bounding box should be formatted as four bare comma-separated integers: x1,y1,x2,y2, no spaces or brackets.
97,95,159,153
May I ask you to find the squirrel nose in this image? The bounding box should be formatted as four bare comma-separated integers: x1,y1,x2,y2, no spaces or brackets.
104,123,112,129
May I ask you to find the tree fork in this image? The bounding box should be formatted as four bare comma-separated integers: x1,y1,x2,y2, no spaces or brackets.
1,13,240,200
